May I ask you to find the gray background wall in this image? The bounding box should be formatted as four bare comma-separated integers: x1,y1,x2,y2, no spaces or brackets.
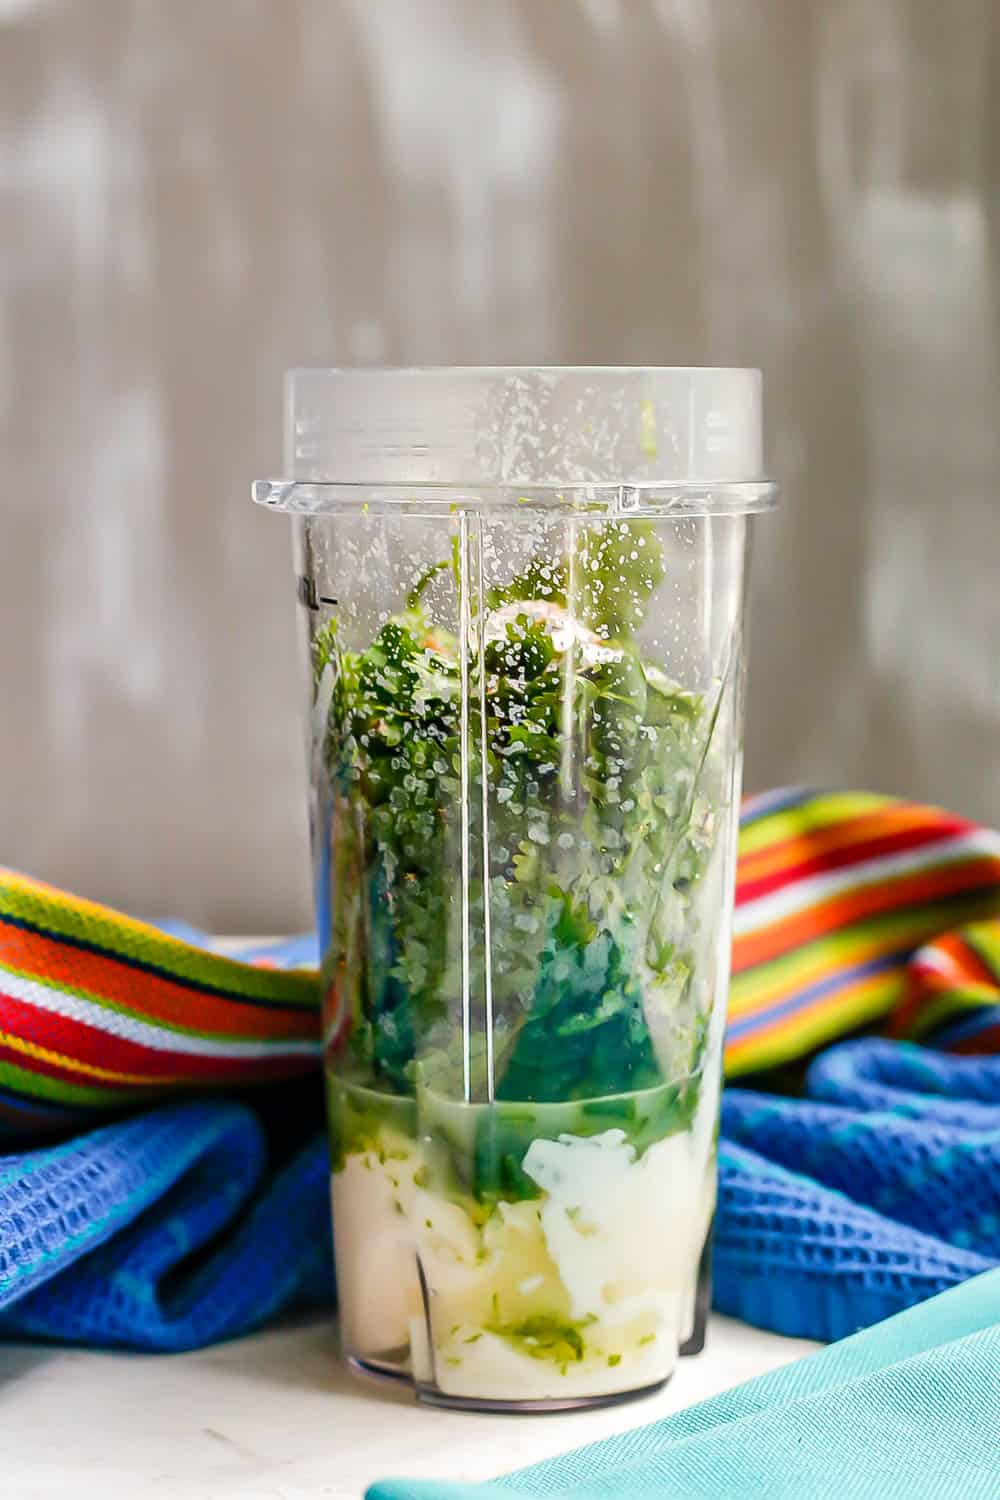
3,0,998,931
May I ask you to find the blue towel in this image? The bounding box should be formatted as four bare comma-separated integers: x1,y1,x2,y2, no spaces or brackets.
367,1270,1000,1500
0,1032,996,1351
0,1096,332,1350
715,1041,1000,1340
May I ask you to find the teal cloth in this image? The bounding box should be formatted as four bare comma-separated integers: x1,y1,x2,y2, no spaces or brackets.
367,1270,1000,1500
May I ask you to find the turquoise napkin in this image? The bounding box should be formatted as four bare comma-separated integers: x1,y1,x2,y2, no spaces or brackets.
368,1270,1000,1500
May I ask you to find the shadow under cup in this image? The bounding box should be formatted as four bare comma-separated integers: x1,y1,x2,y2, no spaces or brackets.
255,366,775,1410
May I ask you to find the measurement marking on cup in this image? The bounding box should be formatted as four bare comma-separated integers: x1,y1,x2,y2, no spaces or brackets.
297,576,338,610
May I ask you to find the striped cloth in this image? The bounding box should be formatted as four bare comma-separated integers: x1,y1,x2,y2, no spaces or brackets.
2,789,1000,1135
729,788,1000,1074
890,923,1000,1052
0,869,319,1138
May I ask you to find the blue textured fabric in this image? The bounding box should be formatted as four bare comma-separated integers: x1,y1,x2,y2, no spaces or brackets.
713,1040,1000,1340
367,1271,1000,1499
0,1100,332,1351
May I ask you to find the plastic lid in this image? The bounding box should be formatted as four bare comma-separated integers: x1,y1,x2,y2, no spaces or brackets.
284,367,764,487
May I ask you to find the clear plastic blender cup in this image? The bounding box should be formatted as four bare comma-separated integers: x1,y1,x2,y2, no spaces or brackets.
254,367,775,1411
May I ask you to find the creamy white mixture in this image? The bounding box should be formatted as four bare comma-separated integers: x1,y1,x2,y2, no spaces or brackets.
331,1087,718,1403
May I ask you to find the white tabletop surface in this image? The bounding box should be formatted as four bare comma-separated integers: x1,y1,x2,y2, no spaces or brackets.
0,1314,817,1500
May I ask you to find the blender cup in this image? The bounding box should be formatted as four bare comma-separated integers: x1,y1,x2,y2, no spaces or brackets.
254,367,775,1411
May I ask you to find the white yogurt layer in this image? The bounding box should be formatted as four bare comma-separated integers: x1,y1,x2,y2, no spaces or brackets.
522,1127,707,1327
330,1138,423,1356
331,1094,717,1403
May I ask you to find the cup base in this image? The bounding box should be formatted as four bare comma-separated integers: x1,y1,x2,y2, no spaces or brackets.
346,1353,671,1414
345,1352,412,1388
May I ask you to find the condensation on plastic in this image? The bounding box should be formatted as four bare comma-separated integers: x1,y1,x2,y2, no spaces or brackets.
282,367,764,487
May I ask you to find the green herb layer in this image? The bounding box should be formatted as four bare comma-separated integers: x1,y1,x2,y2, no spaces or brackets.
315,519,720,1111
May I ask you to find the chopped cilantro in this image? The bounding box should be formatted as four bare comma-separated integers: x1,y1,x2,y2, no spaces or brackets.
317,520,718,1195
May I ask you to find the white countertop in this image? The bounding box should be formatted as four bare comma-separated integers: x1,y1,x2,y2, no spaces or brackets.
0,1314,817,1499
